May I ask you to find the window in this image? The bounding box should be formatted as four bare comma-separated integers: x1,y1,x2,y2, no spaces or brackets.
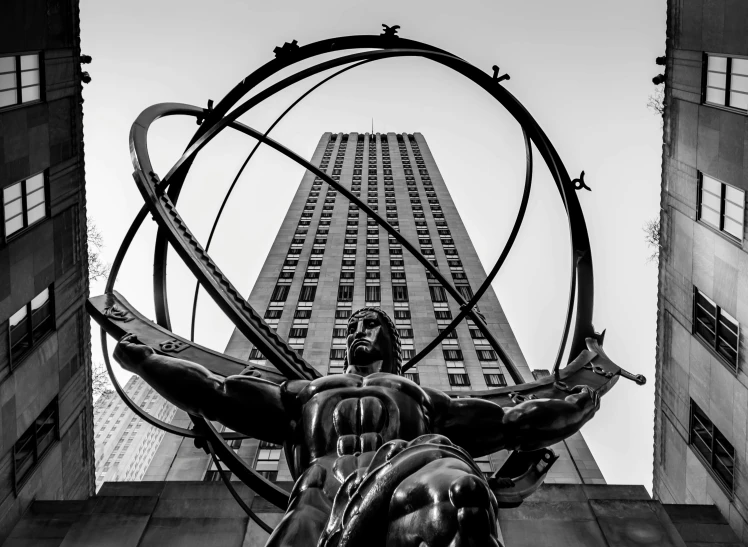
484,373,506,387
435,310,453,320
402,349,415,360
365,286,381,302
0,53,42,109
255,441,282,480
697,173,744,241
457,285,473,302
9,286,54,367
3,172,47,239
392,285,409,302
394,310,411,320
690,400,734,493
265,309,282,319
429,286,448,302
470,329,485,339
13,398,58,491
299,285,317,302
477,350,498,361
330,348,346,359
333,328,347,338
271,285,290,302
289,328,307,338
398,329,413,339
693,287,739,371
704,54,748,111
443,349,464,361
338,285,354,302
448,372,470,386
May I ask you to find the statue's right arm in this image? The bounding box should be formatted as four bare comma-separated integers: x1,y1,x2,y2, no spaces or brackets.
114,334,290,444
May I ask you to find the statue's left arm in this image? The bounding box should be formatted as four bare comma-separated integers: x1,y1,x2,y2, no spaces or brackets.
429,385,600,456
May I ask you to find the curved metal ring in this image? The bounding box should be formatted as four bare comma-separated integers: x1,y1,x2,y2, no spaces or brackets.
190,59,374,342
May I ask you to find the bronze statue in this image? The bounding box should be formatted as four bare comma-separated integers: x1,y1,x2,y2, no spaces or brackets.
114,307,600,547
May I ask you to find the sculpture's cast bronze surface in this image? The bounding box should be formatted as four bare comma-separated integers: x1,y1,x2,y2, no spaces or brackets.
114,307,600,547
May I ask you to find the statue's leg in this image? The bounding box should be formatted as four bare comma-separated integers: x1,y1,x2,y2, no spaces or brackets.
319,435,502,547
386,457,501,547
265,464,332,547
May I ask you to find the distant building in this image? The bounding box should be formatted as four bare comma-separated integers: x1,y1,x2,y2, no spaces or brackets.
144,132,606,490
654,0,748,542
0,0,93,541
93,376,175,490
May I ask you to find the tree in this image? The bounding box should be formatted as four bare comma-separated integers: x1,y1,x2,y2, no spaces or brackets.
87,217,110,282
647,87,665,128
92,361,114,398
643,217,662,264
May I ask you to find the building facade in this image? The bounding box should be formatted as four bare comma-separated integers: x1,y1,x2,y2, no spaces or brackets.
93,377,175,490
654,0,748,542
144,132,605,490
0,0,93,541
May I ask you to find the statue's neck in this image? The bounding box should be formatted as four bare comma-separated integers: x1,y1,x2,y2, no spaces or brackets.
345,360,386,377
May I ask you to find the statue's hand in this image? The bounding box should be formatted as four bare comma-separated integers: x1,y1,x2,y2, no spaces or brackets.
113,333,155,372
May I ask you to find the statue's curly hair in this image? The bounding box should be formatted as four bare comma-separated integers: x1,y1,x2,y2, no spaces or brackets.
343,307,402,376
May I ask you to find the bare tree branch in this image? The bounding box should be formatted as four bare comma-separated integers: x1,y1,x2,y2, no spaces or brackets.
87,217,110,282
92,361,114,399
643,217,662,264
647,87,664,128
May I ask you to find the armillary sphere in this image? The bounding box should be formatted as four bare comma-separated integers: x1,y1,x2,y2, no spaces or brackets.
87,26,646,533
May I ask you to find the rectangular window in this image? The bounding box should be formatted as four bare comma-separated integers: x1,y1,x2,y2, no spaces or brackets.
697,173,744,241
335,309,351,319
255,441,282,480
429,286,448,302
392,285,409,302
13,398,58,491
9,286,54,368
3,172,47,239
330,348,346,360
365,286,381,302
484,373,506,387
394,310,411,320
448,373,470,386
398,329,413,339
693,287,739,371
443,349,464,361
704,54,748,111
405,372,420,384
476,349,498,361
289,328,308,338
690,400,734,493
265,309,282,320
435,310,452,320
271,285,290,302
338,285,354,302
299,285,317,302
0,53,42,109
249,348,265,360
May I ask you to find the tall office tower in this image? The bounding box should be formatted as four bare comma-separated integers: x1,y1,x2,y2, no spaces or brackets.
93,376,175,490
0,0,93,541
654,0,748,542
145,132,605,491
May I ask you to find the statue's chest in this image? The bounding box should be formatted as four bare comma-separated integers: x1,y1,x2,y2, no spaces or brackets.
299,379,431,459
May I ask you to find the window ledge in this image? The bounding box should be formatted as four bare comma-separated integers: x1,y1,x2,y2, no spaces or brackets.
703,102,748,116
692,331,739,377
696,219,744,249
0,99,44,116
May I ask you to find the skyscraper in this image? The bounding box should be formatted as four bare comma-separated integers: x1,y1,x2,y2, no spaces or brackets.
145,132,605,492
0,0,93,541
93,376,175,490
654,1,748,542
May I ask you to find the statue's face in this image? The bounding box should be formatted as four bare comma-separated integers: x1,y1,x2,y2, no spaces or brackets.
346,311,393,375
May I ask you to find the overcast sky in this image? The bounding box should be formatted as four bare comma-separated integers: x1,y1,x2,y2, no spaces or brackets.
80,0,666,489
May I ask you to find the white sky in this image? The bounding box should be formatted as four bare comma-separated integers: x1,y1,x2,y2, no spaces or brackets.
80,0,665,490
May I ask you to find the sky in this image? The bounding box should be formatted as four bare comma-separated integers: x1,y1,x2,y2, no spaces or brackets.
80,0,666,489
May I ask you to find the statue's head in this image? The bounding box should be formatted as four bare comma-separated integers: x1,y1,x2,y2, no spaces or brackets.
344,307,402,376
